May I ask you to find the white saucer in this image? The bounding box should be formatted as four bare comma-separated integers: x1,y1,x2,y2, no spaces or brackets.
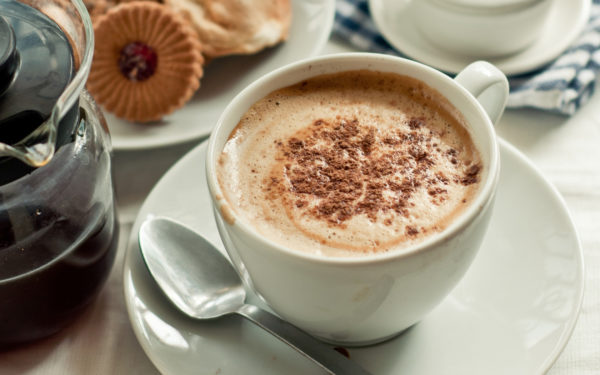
123,139,584,374
369,0,591,76
106,0,335,150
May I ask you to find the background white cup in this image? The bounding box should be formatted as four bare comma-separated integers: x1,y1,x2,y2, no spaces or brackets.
206,53,508,345
412,0,554,58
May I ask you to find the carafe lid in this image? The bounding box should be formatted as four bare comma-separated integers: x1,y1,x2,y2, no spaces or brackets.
0,16,18,97
0,4,75,146
0,0,93,168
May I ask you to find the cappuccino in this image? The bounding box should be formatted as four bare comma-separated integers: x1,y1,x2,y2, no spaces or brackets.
217,70,483,257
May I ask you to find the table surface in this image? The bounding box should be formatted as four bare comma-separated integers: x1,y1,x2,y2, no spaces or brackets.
1,38,599,375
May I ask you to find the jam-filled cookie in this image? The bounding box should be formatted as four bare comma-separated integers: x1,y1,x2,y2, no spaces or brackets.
87,2,204,123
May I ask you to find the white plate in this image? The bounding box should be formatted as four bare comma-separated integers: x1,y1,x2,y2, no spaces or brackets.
123,138,584,375
106,0,335,150
369,0,591,76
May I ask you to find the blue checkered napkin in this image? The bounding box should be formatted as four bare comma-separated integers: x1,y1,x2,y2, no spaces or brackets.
333,0,600,115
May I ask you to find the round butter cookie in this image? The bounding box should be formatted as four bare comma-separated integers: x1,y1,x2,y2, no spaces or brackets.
164,0,291,58
87,2,204,123
83,0,114,20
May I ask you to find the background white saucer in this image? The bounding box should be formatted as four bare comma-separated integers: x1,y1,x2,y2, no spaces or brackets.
369,0,591,76
123,138,583,374
106,0,335,150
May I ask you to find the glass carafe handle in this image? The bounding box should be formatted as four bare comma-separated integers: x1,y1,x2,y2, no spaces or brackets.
0,115,57,167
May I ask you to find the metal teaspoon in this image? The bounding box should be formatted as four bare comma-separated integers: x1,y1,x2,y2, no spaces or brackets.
138,216,372,375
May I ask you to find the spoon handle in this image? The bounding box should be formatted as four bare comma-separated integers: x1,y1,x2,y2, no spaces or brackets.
236,304,373,375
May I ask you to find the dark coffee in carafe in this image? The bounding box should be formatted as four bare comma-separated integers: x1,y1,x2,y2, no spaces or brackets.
0,0,119,347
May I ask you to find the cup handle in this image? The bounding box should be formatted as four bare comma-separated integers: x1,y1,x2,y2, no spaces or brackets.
454,61,509,125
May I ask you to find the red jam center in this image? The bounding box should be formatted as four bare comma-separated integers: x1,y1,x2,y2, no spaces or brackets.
118,42,157,82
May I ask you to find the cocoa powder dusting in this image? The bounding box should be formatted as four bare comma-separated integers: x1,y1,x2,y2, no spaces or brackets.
461,164,481,185
262,116,481,228
406,226,419,236
408,117,424,129
262,109,482,233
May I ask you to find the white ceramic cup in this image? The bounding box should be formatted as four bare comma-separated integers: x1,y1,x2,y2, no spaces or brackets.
206,53,508,345
412,0,554,58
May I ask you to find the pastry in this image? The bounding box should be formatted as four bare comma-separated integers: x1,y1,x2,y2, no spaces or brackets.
164,0,291,58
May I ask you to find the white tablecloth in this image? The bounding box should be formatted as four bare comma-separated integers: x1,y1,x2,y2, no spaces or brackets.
0,39,598,375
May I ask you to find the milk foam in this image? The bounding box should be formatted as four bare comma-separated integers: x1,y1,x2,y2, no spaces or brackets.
217,70,482,257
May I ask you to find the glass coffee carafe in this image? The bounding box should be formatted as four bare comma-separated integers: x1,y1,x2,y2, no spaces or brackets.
0,0,118,347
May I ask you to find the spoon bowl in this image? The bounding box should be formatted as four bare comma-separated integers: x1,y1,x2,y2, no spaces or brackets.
138,216,372,375
139,217,245,319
